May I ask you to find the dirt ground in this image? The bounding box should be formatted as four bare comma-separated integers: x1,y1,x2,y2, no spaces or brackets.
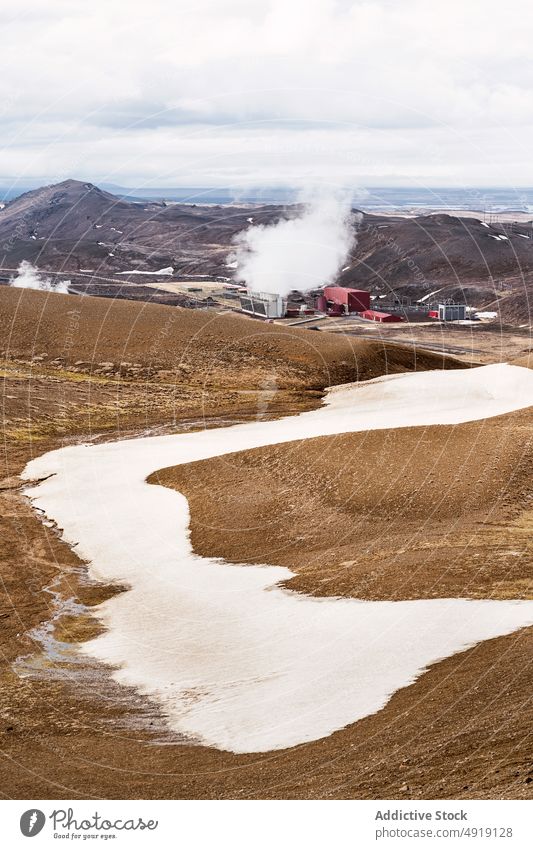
1,286,532,800
156,410,533,601
150,412,533,800
305,317,533,364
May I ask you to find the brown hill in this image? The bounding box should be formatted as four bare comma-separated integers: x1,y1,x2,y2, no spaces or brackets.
0,285,462,390
341,212,533,299
158,409,533,601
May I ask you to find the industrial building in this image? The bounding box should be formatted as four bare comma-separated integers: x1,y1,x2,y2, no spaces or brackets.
438,303,467,321
239,291,287,319
359,309,403,323
238,284,378,321
319,286,371,314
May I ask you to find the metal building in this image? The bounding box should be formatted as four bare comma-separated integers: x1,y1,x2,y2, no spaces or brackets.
359,309,403,323
322,286,371,313
438,303,466,321
239,291,287,319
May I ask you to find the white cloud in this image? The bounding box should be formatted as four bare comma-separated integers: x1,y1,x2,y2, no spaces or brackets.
0,0,532,186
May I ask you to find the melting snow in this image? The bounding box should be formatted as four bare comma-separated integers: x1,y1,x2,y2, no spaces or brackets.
22,365,533,754
117,267,174,276
417,288,443,303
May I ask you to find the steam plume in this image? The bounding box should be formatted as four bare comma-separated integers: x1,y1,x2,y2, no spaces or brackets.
9,260,70,294
232,190,359,296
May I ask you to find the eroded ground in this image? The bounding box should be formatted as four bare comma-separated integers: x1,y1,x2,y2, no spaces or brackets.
1,287,531,799
156,410,533,601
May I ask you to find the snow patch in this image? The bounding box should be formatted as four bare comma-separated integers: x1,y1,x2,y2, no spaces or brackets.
117,267,174,276
22,365,533,754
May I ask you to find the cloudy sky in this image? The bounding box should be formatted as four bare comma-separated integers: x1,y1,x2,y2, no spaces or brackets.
1,0,532,189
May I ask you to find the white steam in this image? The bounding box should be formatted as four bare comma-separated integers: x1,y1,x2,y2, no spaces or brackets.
9,260,70,294
232,190,359,296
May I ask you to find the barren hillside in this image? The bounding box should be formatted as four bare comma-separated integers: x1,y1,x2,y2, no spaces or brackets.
1,181,533,319
0,285,460,391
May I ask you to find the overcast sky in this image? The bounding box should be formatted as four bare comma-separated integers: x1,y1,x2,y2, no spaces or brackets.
1,0,532,189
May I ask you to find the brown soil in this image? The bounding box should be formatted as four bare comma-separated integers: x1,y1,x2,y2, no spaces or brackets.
0,285,461,391
147,411,533,799
1,286,531,800
155,410,533,601
308,316,533,365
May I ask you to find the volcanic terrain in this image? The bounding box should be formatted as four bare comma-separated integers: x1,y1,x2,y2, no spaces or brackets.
2,180,533,320
0,259,532,801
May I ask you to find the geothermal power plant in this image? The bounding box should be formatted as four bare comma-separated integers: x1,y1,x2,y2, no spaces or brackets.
238,284,467,324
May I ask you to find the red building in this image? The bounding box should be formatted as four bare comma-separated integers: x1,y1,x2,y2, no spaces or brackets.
359,309,403,323
322,286,370,313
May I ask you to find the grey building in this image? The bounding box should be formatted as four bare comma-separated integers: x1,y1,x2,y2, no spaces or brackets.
438,303,467,321
239,291,287,319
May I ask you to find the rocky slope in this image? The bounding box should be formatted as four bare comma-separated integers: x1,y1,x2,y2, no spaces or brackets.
1,180,533,317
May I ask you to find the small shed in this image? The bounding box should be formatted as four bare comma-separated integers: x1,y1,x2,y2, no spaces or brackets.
438,303,466,321
360,309,403,323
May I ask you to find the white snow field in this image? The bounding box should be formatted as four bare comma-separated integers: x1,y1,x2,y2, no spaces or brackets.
117,266,174,276
22,364,533,753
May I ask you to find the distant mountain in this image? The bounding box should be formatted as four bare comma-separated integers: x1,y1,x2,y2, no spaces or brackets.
340,212,533,304
0,179,284,275
0,179,532,319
